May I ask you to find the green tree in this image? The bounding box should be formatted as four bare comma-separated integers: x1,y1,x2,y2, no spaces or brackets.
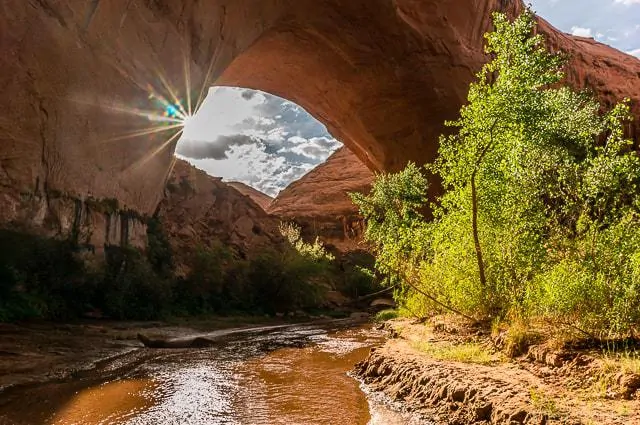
352,9,640,335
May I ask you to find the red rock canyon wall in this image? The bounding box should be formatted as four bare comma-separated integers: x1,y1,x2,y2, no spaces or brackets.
1,0,638,244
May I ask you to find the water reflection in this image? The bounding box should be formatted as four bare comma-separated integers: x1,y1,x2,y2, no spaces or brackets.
50,379,156,424
1,323,421,425
236,329,375,425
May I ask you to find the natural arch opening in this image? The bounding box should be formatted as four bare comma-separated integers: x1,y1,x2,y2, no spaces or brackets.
175,86,344,197
172,85,375,253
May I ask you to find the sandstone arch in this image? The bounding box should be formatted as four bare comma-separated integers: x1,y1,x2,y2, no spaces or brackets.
1,0,639,226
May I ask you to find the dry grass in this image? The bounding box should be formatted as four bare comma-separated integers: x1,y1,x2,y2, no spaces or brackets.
600,349,640,375
411,340,496,365
529,387,558,416
589,348,640,399
496,320,544,357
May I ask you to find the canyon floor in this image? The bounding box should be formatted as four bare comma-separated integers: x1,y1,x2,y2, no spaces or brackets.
0,316,302,392
2,317,640,425
356,319,640,425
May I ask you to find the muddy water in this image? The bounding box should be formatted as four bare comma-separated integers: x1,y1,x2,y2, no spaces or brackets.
0,321,425,425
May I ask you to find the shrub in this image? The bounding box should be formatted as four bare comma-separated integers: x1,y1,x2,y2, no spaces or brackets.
177,242,232,314
99,246,173,320
352,9,640,338
246,248,329,314
146,216,174,277
279,222,335,262
0,230,89,320
374,309,398,322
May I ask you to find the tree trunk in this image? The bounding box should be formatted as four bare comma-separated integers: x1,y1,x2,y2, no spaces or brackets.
471,173,487,289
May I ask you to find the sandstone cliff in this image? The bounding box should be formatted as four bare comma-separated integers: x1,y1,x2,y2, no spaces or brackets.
1,0,638,243
269,147,373,252
0,190,147,253
226,182,274,212
156,159,283,275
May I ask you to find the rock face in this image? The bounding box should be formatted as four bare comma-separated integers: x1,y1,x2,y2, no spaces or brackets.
226,182,274,212
269,148,373,252
156,159,282,274
354,345,550,424
1,190,147,253
0,0,638,235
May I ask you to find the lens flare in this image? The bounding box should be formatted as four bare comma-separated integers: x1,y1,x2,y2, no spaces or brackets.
63,39,223,179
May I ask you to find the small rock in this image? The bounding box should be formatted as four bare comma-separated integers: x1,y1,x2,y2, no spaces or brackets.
545,353,564,367
450,388,466,402
370,298,396,308
473,403,492,421
619,373,640,389
509,409,528,423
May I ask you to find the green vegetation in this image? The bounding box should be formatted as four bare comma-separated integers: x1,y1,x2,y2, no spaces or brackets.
0,230,88,321
0,217,375,321
374,309,399,322
352,10,640,339
279,222,335,262
529,387,559,416
175,228,334,316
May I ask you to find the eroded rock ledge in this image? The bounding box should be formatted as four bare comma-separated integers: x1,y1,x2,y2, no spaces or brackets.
354,320,640,425
354,344,552,425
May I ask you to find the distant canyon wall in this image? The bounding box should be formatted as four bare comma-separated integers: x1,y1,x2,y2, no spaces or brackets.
269,147,373,253
156,159,284,275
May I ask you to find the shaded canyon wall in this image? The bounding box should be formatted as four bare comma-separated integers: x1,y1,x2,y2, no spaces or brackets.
0,0,638,250
156,159,283,275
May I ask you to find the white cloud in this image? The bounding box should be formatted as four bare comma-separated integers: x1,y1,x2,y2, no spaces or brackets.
628,48,640,57
571,26,593,37
176,88,343,195
181,87,266,141
181,144,304,196
530,1,640,53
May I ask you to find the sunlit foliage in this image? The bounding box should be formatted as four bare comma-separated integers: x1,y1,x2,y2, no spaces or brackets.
279,222,336,262
353,9,640,337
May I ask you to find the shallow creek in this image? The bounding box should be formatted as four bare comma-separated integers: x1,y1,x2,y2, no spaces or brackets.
0,321,428,425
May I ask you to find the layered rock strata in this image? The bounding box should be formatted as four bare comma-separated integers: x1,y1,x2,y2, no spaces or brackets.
355,345,553,425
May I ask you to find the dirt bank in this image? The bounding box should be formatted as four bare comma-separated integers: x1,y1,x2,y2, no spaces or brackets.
354,320,640,425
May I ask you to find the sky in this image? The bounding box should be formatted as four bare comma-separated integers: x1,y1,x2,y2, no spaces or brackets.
530,0,640,56
176,87,341,196
175,1,640,196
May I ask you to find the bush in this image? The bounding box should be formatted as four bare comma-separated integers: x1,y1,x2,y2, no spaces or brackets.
99,246,173,320
374,309,398,322
0,220,357,321
176,231,335,315
176,242,232,314
146,216,174,277
246,248,329,314
352,9,640,338
0,230,89,320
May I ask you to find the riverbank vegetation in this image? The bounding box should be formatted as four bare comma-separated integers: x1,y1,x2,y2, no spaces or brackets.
352,10,640,341
0,221,374,321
